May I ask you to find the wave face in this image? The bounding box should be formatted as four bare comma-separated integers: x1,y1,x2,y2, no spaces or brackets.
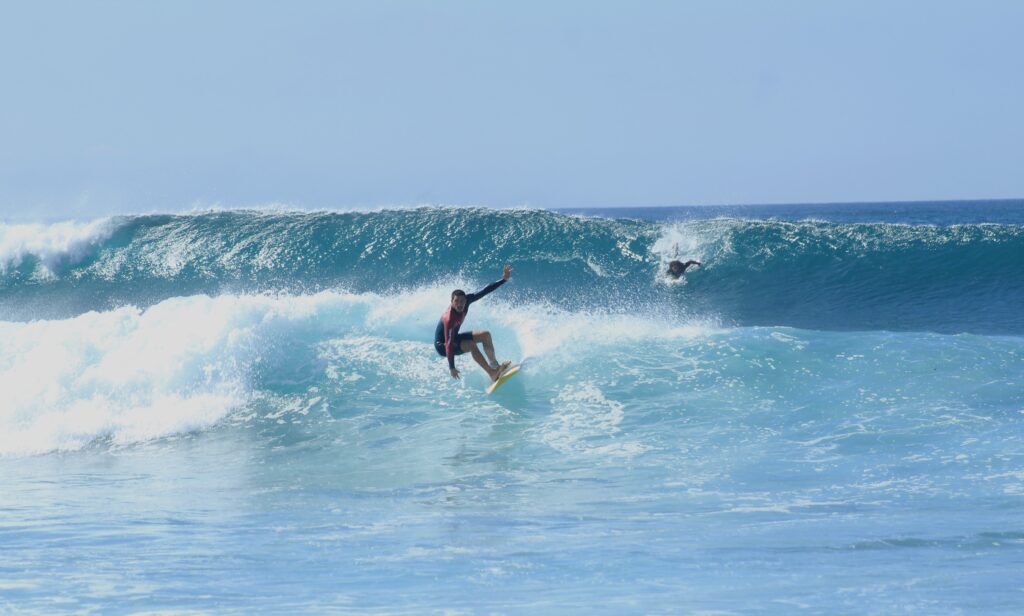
1,207,1022,334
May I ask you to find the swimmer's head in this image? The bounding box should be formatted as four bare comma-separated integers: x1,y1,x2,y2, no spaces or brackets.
667,260,685,279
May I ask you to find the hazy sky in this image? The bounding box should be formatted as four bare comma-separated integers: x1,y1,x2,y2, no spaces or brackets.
2,0,1022,219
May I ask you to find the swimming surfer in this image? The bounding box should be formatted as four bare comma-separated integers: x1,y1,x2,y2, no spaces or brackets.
667,243,700,279
667,259,701,279
435,264,513,381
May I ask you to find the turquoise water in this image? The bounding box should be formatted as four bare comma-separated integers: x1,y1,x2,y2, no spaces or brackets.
2,201,1023,613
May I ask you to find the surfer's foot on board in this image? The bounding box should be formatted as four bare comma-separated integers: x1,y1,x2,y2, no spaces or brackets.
490,361,512,382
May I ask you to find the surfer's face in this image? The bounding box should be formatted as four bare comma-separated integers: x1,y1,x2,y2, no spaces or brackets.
451,295,467,312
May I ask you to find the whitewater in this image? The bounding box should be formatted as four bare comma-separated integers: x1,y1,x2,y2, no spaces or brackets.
2,201,1022,613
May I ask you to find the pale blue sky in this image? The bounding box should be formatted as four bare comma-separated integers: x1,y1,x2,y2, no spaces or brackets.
2,0,1022,219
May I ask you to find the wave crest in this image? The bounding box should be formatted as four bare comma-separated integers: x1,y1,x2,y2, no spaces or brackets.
0,218,118,276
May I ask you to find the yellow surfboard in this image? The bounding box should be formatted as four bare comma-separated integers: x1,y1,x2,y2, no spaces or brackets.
486,364,520,394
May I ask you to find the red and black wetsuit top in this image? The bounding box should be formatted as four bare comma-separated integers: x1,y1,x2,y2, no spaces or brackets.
434,279,506,370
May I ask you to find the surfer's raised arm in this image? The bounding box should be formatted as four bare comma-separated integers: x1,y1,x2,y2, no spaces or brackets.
466,264,512,304
433,264,514,383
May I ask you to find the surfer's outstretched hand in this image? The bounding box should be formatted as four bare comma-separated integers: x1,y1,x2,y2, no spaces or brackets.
450,368,460,379
503,264,512,280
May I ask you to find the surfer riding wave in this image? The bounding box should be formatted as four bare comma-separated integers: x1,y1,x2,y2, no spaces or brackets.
435,264,513,382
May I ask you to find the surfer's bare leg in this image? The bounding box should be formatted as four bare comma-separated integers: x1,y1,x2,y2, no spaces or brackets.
461,339,500,381
472,330,500,368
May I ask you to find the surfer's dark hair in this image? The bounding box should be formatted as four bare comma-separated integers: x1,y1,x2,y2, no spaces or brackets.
451,289,466,299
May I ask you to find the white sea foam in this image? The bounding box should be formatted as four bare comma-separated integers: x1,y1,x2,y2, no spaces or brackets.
491,300,717,362
0,291,373,456
651,222,711,265
0,218,118,275
539,382,648,457
0,286,457,455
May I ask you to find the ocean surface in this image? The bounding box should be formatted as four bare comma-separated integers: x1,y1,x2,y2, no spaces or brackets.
1,200,1022,613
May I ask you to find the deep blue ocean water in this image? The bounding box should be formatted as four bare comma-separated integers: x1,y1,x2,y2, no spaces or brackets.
1,200,1022,613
